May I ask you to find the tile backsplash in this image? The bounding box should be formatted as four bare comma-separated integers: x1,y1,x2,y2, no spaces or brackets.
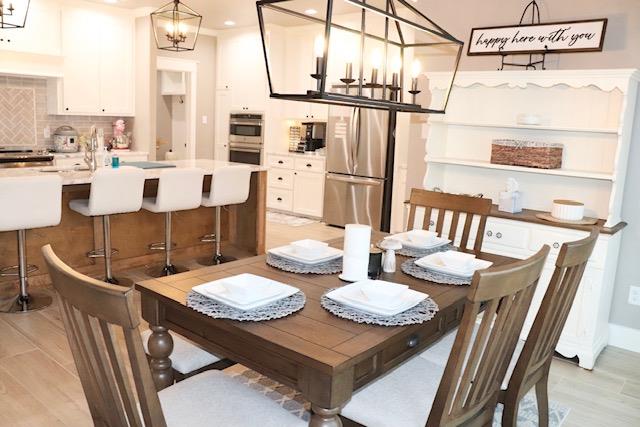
0,75,133,148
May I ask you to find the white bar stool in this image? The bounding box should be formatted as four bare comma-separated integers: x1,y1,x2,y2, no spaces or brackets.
69,166,145,285
142,168,205,277
200,166,251,265
0,175,62,313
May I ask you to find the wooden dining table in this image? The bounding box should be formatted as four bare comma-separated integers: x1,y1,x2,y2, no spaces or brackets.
136,235,513,426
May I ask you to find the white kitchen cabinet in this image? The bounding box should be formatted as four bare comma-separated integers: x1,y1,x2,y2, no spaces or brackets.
266,153,325,218
0,0,61,56
214,89,231,161
292,170,324,217
47,6,135,116
216,29,267,112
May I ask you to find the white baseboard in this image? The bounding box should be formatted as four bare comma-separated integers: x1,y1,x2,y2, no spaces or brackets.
608,323,640,353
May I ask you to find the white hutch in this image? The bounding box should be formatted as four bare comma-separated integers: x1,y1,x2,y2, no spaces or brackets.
417,69,639,369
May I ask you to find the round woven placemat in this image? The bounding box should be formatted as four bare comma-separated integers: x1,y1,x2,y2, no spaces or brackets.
400,259,472,286
186,291,305,322
376,241,455,258
321,289,439,326
266,253,342,275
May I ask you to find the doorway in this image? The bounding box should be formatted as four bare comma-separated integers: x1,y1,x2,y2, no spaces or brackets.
155,57,198,160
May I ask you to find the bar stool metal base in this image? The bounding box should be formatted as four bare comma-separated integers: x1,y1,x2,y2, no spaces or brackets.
146,263,188,278
7,290,53,314
197,206,236,266
104,276,134,287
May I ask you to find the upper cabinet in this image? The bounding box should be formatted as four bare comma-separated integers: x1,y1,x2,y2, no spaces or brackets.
47,5,135,116
216,29,268,112
0,0,62,56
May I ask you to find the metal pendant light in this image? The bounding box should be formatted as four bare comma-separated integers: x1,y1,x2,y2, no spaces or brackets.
0,0,30,29
151,0,202,52
256,0,463,114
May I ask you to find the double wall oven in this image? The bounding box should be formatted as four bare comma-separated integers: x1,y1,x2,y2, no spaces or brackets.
229,112,263,165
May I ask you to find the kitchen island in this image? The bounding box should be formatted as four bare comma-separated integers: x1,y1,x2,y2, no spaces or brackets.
0,159,267,291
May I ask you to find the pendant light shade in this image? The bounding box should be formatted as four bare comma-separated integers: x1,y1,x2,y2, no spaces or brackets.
256,0,463,114
151,0,202,52
0,0,30,29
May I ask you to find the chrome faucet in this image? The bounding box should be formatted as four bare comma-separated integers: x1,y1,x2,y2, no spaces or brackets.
84,127,99,172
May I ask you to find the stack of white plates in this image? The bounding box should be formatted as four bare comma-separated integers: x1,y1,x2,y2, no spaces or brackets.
385,229,451,251
268,239,343,265
192,273,299,310
325,279,428,316
414,251,493,278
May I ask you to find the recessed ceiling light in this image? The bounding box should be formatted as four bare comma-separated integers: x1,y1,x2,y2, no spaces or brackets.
224,20,236,26
304,9,318,15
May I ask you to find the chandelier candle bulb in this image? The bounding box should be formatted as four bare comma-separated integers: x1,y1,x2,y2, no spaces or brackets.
345,62,353,80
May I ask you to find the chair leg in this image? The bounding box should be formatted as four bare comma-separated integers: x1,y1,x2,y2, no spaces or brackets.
102,215,116,284
536,373,550,427
212,206,236,265
501,399,519,427
162,212,178,275
6,230,52,313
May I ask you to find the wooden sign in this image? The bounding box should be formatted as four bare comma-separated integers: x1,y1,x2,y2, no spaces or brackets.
468,18,607,56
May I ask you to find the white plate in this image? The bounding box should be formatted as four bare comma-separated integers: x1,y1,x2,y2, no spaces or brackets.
385,232,451,250
192,274,299,310
326,283,428,316
269,245,343,265
414,253,493,278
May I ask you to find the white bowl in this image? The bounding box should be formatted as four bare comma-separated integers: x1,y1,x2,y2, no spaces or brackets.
551,199,584,221
357,280,409,306
438,251,476,270
406,229,437,246
289,239,329,258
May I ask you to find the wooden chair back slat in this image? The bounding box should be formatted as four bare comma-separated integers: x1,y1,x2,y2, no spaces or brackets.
42,245,167,427
406,189,492,253
427,245,549,427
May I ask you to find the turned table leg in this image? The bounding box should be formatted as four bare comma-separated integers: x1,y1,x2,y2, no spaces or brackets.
310,405,342,427
147,325,174,390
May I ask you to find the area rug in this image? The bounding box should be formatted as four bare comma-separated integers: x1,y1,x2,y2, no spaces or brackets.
225,365,570,426
266,211,318,227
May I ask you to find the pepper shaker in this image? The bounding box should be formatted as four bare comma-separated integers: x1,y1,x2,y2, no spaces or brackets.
379,239,403,273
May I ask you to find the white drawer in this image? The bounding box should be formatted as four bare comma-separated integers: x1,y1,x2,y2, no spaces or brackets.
268,155,293,169
483,219,530,250
267,188,293,211
268,169,294,190
294,157,324,173
529,227,587,255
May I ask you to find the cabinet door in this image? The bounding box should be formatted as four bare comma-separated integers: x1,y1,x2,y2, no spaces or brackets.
215,89,231,159
60,8,101,114
226,31,267,111
293,171,324,217
99,13,134,115
0,0,61,55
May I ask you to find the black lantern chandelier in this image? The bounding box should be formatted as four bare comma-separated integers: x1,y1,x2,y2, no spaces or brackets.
256,0,463,113
151,0,202,52
0,0,30,29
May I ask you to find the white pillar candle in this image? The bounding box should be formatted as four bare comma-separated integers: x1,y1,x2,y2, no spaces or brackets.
340,224,372,282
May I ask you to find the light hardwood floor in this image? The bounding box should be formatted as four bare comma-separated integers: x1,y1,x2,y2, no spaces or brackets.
0,220,638,426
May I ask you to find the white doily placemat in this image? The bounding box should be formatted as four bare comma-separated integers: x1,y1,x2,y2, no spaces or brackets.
400,259,471,286
321,289,439,326
186,291,305,322
377,241,456,258
266,253,342,275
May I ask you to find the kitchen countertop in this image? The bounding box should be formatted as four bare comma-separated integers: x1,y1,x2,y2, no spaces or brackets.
0,159,268,185
53,150,149,158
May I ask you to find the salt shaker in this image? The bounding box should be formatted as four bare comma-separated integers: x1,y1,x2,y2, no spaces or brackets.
379,238,402,273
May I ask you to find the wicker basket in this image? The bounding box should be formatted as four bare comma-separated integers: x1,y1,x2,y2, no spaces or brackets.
491,139,563,169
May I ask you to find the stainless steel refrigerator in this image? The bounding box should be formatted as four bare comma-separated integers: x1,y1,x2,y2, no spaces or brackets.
323,105,391,229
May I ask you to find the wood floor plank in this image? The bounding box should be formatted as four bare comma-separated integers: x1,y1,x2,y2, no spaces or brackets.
0,317,35,359
1,312,74,366
0,366,68,427
0,350,91,427
622,380,640,400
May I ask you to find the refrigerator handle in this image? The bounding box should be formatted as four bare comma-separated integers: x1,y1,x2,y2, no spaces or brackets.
326,174,382,186
351,107,359,173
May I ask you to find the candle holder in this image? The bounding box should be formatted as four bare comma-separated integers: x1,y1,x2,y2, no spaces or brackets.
340,78,356,94
389,86,401,101
409,77,421,104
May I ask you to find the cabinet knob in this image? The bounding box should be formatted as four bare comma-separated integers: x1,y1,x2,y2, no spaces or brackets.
306,163,312,168
277,177,283,181
65,107,69,111
278,160,283,164
102,109,105,112
553,242,560,249
277,197,282,202
486,231,493,237
496,232,502,239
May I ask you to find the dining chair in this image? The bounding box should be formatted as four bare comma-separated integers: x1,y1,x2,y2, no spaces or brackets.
406,188,492,253
340,245,549,427
500,228,599,427
41,245,305,427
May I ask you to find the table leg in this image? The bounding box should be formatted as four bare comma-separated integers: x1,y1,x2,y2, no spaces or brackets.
309,405,342,427
147,325,174,390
